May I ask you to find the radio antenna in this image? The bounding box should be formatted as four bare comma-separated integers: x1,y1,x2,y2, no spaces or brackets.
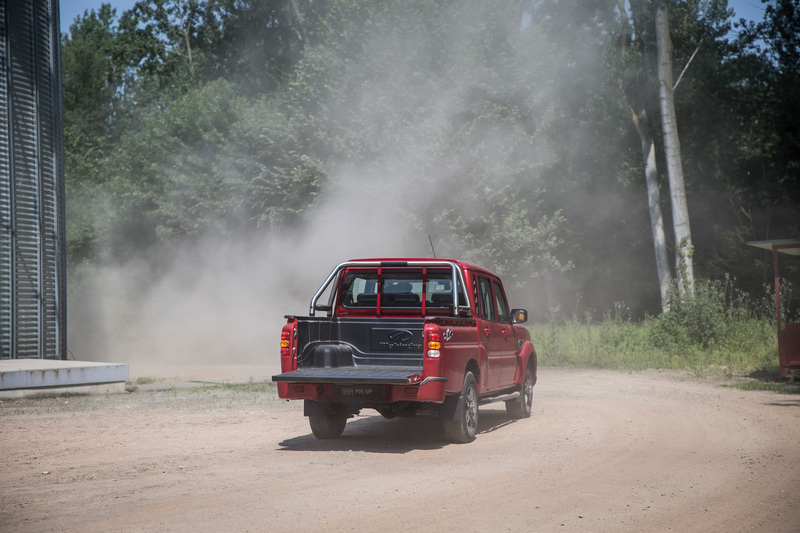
428,235,437,258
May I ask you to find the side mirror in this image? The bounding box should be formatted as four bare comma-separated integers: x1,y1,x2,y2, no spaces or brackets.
511,309,528,324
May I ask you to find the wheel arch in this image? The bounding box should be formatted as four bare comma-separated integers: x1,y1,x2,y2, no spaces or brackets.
465,358,480,380
519,341,537,378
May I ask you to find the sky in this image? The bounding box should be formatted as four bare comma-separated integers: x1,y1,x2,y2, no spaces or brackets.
60,0,136,32
59,0,771,35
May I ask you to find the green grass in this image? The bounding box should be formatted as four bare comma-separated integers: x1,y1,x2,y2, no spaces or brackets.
160,379,280,411
131,376,277,394
174,378,277,395
529,277,792,382
529,317,779,376
722,380,800,394
126,376,280,410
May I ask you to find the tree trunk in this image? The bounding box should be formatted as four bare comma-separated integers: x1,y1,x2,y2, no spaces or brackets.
656,2,694,295
639,120,673,308
618,0,672,310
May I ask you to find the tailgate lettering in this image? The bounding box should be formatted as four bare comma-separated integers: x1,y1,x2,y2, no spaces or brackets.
333,386,383,398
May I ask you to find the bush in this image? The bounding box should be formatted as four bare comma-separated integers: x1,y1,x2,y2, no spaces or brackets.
530,275,781,376
650,277,754,355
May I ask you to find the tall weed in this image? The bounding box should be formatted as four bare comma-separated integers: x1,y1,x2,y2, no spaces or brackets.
530,276,783,376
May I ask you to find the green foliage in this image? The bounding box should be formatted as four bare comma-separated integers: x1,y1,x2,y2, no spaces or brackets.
294,0,571,283
650,275,797,359
532,276,781,376
650,278,736,354
60,0,800,319
99,80,323,253
62,4,124,144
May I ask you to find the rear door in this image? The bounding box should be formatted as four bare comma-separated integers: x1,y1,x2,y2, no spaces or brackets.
490,279,518,386
475,275,517,390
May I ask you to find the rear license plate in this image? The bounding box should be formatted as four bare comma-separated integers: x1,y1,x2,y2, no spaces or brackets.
332,385,383,399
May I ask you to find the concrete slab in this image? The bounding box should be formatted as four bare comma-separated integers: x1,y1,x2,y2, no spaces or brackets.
0,359,129,398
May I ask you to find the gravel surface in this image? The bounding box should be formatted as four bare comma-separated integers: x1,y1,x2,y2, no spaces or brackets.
2,367,799,532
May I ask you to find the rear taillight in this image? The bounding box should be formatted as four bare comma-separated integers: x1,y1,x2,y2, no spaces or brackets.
280,330,290,357
427,332,441,358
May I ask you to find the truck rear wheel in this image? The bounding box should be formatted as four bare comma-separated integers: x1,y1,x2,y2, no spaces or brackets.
442,371,479,443
309,413,347,439
506,364,534,419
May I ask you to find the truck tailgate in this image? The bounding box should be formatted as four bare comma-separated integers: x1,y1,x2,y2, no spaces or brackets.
272,365,421,384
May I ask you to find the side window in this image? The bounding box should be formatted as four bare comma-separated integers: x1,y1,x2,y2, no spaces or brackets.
478,276,496,322
492,280,510,323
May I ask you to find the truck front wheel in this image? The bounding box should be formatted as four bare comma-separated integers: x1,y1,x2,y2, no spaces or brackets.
309,412,347,439
442,371,479,443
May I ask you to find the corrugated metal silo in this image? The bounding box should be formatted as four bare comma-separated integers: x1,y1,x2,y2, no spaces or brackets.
0,0,66,359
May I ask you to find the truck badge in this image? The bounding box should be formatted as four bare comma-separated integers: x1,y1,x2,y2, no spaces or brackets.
388,330,413,342
443,329,453,341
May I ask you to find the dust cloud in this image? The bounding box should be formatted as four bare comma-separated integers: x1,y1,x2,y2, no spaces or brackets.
67,172,436,375
66,3,590,375
70,182,468,378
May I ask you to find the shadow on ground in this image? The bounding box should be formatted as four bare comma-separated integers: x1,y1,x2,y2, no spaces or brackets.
278,408,520,453
723,367,800,395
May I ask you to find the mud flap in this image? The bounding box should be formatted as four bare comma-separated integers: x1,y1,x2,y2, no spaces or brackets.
438,393,459,420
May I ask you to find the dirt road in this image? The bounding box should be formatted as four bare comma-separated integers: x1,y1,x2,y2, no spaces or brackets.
2,368,799,532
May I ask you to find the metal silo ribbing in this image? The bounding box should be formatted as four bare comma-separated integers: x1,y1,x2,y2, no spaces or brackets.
0,0,65,359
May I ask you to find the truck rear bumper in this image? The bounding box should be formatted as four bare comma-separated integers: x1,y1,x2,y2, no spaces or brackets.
273,366,448,403
272,365,422,385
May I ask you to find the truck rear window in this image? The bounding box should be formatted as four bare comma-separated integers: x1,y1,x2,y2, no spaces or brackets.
340,268,463,313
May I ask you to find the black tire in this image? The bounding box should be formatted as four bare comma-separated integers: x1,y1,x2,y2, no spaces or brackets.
506,364,534,419
442,371,479,443
308,412,347,439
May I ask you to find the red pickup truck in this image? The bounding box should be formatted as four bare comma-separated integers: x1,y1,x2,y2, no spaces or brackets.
272,258,537,443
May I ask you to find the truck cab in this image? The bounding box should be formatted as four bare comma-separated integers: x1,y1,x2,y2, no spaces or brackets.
272,258,537,442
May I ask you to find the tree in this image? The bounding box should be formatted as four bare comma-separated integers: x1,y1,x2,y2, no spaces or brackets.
617,0,672,310
301,0,570,283
220,0,332,96
656,1,694,295
62,5,128,268
59,0,799,316
738,0,800,235
62,4,124,145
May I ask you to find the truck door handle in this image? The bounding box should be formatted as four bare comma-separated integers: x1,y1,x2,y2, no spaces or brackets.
502,329,508,338
484,328,491,337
